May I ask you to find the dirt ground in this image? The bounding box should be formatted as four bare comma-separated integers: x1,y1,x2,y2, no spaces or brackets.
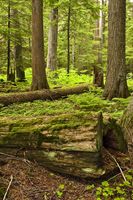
0,159,96,200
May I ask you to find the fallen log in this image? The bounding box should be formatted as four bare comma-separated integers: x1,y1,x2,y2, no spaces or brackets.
0,112,127,178
121,98,133,167
0,112,104,178
0,84,89,106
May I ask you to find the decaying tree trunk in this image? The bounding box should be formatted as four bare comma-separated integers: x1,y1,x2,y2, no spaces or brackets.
0,85,89,106
0,112,127,178
121,98,133,167
0,112,104,178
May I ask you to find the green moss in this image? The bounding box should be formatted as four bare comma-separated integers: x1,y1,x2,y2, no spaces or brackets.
0,90,131,119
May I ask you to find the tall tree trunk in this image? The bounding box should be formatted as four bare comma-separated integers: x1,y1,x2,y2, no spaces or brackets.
13,9,25,82
7,0,11,81
7,0,15,82
47,7,58,71
31,0,49,90
93,0,104,88
72,36,76,68
103,0,129,100
67,2,71,74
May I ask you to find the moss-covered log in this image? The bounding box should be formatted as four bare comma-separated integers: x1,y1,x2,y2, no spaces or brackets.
0,85,89,106
0,112,127,178
0,112,104,178
121,98,133,166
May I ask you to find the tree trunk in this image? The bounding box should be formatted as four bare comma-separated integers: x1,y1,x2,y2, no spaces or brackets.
47,7,58,71
93,0,104,88
0,84,89,106
103,0,129,100
67,3,71,74
121,98,133,167
31,0,49,90
7,0,15,82
13,9,25,82
7,0,11,81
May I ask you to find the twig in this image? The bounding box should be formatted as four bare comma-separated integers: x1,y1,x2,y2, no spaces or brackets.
108,168,130,182
0,152,31,165
3,175,13,200
104,149,127,181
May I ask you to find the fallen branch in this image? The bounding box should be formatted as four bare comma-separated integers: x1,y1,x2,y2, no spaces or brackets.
0,84,89,106
105,149,127,181
3,175,13,200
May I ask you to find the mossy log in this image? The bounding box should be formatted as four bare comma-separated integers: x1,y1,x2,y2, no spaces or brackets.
121,98,133,166
0,85,89,106
0,112,127,178
0,112,104,178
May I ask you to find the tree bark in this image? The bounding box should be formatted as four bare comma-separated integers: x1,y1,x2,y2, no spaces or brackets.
47,7,58,71
103,0,129,100
93,0,104,88
0,85,89,106
31,0,49,90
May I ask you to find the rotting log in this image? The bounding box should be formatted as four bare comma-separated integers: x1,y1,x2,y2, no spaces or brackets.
0,112,127,178
0,112,104,178
121,98,133,167
0,85,89,106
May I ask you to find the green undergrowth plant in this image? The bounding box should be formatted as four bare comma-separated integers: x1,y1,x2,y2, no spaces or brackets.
0,91,131,119
0,68,133,93
56,184,65,199
48,68,93,87
95,170,133,200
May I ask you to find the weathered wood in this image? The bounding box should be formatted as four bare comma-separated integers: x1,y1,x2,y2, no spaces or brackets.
0,112,104,178
103,118,127,152
0,85,89,106
121,98,133,166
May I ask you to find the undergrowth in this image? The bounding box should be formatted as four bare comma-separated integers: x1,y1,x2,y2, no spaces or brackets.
94,169,133,200
0,92,131,118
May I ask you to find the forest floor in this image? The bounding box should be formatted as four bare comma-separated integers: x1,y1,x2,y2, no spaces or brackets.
0,72,133,200
0,149,132,200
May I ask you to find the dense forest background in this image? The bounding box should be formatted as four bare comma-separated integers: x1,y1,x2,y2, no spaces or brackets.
0,0,133,89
